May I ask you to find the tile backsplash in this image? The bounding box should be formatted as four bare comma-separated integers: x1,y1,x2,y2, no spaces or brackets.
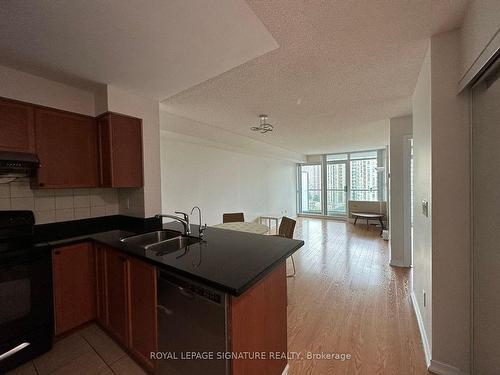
0,178,120,224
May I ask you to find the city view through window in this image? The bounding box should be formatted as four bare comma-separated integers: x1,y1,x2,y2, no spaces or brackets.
299,150,385,216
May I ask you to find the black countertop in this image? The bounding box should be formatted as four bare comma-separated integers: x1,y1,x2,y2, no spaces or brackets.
35,216,304,296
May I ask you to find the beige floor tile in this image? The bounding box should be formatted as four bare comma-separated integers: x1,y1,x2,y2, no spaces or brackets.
96,368,114,375
110,356,148,375
49,350,108,375
5,361,37,375
80,324,126,365
33,333,92,375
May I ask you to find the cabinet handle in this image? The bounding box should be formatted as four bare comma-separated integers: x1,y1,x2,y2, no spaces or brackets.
39,183,45,187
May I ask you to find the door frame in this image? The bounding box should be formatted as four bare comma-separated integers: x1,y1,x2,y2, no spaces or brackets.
325,157,349,218
403,135,413,267
297,162,323,215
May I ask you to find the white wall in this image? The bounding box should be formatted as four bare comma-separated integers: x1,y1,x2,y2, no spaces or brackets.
412,30,472,374
0,64,95,115
160,130,297,226
412,42,433,363
460,0,500,80
430,30,471,374
388,115,412,267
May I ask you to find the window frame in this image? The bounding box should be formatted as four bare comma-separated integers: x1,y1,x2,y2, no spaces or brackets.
297,148,387,217
349,154,380,202
297,162,324,214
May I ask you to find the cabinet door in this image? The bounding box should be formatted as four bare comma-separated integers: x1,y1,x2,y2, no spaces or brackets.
35,108,99,188
105,247,129,345
95,244,108,327
98,113,143,187
53,242,96,335
128,257,157,370
0,98,35,153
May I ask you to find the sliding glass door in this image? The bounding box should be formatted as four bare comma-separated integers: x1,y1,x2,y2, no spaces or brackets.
326,155,348,216
298,164,322,214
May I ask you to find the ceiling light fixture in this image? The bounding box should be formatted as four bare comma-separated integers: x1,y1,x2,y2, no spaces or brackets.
250,114,273,133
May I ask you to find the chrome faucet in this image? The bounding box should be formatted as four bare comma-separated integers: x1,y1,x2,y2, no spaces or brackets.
190,206,207,238
155,212,191,236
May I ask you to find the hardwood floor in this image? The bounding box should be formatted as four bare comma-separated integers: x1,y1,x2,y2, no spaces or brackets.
287,217,429,375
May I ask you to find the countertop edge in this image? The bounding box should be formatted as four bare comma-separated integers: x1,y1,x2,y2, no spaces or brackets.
230,240,304,296
43,231,304,297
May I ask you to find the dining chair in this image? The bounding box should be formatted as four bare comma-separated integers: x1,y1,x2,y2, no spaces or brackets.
222,212,245,223
274,216,297,277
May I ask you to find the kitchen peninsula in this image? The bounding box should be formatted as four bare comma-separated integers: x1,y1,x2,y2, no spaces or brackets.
36,215,304,375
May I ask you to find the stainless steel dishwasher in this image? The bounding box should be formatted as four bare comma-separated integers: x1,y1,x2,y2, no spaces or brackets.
157,270,230,375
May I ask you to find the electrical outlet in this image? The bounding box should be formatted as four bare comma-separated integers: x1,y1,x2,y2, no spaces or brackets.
423,290,427,307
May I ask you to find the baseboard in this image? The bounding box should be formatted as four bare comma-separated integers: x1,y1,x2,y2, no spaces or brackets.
281,363,290,375
428,360,467,375
410,290,431,367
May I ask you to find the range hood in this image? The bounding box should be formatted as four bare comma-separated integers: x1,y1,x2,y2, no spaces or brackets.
0,151,40,178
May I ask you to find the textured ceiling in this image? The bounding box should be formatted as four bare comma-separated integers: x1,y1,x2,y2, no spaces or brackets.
162,0,469,155
0,0,278,98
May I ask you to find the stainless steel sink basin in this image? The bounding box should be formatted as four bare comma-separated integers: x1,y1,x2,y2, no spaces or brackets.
120,230,180,248
120,230,200,253
148,235,201,254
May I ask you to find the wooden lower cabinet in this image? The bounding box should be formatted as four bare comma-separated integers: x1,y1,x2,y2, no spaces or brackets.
53,241,287,374
93,244,157,372
95,245,108,327
52,242,96,336
105,247,130,346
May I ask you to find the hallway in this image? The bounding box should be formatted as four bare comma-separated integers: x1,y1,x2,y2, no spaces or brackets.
287,217,428,374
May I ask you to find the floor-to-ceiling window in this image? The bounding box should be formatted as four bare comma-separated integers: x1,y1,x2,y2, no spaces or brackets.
298,149,386,217
349,150,380,201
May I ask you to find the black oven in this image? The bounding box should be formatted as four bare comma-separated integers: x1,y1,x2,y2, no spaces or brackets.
0,211,53,373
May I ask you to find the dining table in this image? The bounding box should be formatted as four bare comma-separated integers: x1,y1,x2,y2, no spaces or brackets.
211,222,270,235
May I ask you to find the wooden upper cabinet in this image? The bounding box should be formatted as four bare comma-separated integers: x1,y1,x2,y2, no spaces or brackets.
128,257,157,371
53,242,96,336
34,108,99,188
0,97,35,153
98,112,143,188
105,247,129,346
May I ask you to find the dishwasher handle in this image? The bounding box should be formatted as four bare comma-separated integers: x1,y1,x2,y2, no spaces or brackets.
157,304,171,315
178,286,195,299
158,270,225,305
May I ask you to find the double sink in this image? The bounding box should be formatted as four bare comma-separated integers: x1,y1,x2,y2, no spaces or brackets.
120,230,201,255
